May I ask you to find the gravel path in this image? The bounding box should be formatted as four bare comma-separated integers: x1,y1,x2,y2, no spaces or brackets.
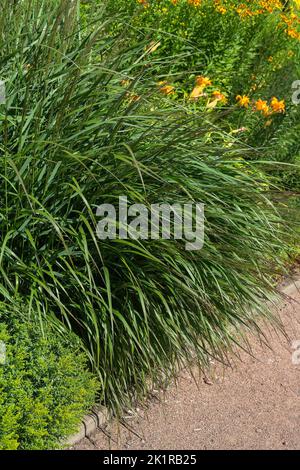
73,279,300,450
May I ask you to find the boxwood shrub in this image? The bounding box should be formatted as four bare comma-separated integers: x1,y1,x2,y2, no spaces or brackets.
0,301,98,450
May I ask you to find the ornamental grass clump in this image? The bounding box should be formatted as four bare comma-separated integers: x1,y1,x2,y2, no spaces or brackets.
0,0,294,412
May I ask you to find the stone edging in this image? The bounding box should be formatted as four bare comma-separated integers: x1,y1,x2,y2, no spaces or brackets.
65,406,109,447
66,274,300,447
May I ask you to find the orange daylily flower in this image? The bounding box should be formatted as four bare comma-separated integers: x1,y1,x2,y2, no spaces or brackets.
158,82,175,95
195,76,212,88
137,0,149,7
255,99,270,116
188,0,202,6
236,95,250,107
287,29,300,40
212,90,227,103
270,97,285,113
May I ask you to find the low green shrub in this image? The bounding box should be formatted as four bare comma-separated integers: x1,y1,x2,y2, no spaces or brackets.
0,301,98,450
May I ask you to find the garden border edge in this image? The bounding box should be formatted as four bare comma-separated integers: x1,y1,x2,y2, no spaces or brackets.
65,406,110,447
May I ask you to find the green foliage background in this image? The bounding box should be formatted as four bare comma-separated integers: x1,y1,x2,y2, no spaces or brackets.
104,0,300,188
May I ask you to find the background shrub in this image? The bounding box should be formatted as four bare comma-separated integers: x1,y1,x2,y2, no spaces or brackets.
105,0,300,190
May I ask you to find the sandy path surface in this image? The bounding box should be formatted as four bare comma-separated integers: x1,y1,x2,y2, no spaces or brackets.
73,280,300,450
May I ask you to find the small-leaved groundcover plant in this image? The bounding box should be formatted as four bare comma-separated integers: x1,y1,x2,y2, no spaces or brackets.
0,301,98,450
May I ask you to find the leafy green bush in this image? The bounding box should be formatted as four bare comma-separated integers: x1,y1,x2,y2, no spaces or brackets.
0,301,98,450
0,0,296,415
